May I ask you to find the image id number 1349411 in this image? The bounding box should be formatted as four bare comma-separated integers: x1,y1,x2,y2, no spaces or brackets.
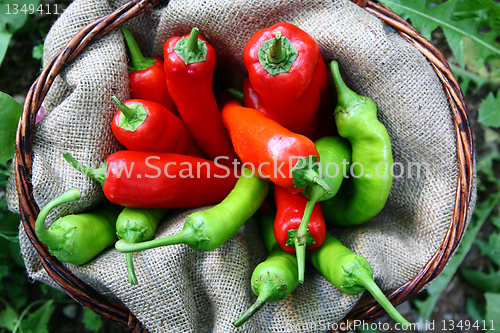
433,320,495,331
4,3,60,15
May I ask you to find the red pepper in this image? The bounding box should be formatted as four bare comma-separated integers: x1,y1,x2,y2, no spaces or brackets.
243,22,328,139
243,78,336,141
273,183,326,283
111,96,205,157
122,27,178,116
63,151,237,209
163,28,238,164
221,97,330,194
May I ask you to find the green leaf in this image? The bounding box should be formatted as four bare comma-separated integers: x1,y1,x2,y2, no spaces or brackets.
0,31,11,67
32,44,43,61
0,299,17,331
485,292,500,330
6,282,28,309
0,0,42,66
465,297,485,322
460,266,500,292
0,91,22,164
2,2,26,32
478,91,500,128
81,307,103,331
451,63,492,93
476,238,500,267
453,0,500,35
17,300,55,333
413,182,500,322
0,1,42,33
383,0,500,69
452,37,500,93
476,129,500,179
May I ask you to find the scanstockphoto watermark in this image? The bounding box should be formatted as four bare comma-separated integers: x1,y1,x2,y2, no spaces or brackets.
282,320,420,332
71,155,431,180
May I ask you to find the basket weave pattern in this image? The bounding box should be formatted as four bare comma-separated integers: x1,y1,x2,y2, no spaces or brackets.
13,0,474,332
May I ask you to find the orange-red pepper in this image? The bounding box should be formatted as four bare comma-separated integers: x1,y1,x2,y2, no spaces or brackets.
243,22,328,139
122,27,178,116
163,28,238,164
111,97,204,157
221,98,330,194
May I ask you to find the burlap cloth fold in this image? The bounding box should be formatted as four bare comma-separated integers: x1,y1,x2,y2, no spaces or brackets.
7,0,476,332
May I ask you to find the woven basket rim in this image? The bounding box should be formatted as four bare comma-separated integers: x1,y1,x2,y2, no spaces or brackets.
13,0,475,331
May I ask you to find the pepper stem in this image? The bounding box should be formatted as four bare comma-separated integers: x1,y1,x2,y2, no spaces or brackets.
304,169,331,193
126,253,138,285
355,267,411,328
295,198,318,273
173,27,207,65
121,26,156,72
63,153,106,186
329,60,360,109
112,96,136,119
295,237,306,284
291,156,331,193
115,228,193,253
268,32,286,64
233,284,273,327
225,88,244,104
35,189,81,250
186,27,200,53
296,189,322,245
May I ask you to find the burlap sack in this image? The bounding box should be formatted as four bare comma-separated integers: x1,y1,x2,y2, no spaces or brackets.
7,0,477,332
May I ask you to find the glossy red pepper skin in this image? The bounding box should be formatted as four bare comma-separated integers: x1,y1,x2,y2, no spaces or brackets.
121,27,178,116
243,22,328,138
111,98,204,157
273,184,326,254
163,29,238,163
128,56,178,116
221,98,323,194
64,151,237,209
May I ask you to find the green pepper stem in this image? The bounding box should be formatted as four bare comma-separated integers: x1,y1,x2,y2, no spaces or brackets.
112,96,136,119
35,189,81,250
296,188,323,244
233,285,273,327
225,88,244,104
297,203,314,242
126,253,138,285
268,32,286,64
115,228,193,253
121,26,156,72
295,198,317,282
303,169,331,193
186,27,200,53
295,238,306,284
63,153,106,186
356,268,411,328
122,26,145,69
329,60,359,109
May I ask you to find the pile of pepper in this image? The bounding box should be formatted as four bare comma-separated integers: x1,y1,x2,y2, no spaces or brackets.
35,22,409,327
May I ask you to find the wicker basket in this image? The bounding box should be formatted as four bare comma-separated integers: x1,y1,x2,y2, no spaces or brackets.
13,0,474,332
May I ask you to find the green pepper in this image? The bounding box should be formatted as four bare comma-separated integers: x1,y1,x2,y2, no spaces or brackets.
321,60,393,226
35,189,121,265
115,167,270,253
307,231,410,327
234,213,299,327
116,208,168,284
